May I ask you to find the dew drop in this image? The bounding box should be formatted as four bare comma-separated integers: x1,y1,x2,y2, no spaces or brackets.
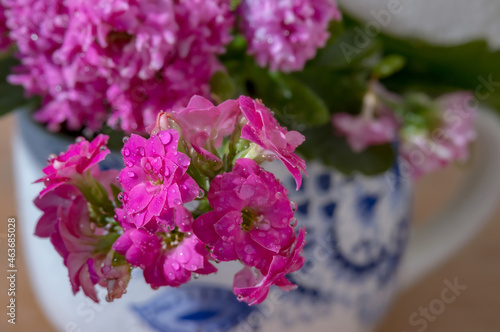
122,147,131,157
290,218,297,227
122,136,129,143
197,189,205,199
193,273,199,279
100,146,107,151
127,171,136,178
46,153,57,162
244,245,255,254
159,131,172,145
75,137,85,143
290,202,297,212
117,193,124,201
172,262,180,271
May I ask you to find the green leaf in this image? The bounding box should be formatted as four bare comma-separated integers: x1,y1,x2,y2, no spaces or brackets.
246,66,330,127
373,54,406,79
298,124,396,176
0,55,29,116
210,70,236,101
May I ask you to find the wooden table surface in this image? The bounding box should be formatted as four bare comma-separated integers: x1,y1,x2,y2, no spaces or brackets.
0,113,499,332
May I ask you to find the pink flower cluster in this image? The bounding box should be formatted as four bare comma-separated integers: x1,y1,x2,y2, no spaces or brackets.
0,4,9,50
114,95,306,303
238,0,341,72
194,158,306,304
332,91,477,179
332,112,398,152
400,92,477,179
35,95,307,305
3,0,233,133
35,136,130,302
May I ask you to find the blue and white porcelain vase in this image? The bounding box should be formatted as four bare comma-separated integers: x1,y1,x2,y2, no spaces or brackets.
13,109,500,332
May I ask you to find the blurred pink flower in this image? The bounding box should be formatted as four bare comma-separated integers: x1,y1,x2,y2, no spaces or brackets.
4,0,234,133
332,112,398,152
0,4,10,50
400,92,477,179
238,0,341,72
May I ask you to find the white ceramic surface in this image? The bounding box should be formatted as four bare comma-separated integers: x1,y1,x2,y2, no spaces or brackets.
338,0,500,49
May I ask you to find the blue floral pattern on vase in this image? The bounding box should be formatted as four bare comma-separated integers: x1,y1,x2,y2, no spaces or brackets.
132,284,256,332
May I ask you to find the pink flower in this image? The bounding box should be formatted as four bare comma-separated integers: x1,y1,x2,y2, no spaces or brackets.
112,222,161,269
37,188,102,302
118,130,199,229
169,95,240,162
143,235,217,288
99,259,131,302
233,228,306,305
238,0,341,72
332,112,398,152
5,0,234,133
400,92,477,179
238,96,306,189
34,170,127,302
113,209,216,288
36,135,110,196
0,5,10,51
193,158,298,271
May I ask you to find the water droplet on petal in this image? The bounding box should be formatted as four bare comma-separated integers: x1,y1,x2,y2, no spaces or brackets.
100,146,107,151
290,218,297,227
291,202,297,211
46,154,57,162
197,189,205,199
75,137,84,143
122,136,129,143
173,199,181,206
193,273,199,279
159,131,172,145
122,147,131,157
172,262,180,271
128,171,136,178
244,245,255,255
118,193,124,201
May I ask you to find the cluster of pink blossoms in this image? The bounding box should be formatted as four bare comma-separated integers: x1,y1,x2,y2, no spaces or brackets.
34,135,130,302
35,95,307,305
399,92,477,179
2,0,233,133
0,5,8,51
332,91,477,179
238,0,341,72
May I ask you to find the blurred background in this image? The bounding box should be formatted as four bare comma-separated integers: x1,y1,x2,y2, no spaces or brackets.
2,0,500,331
